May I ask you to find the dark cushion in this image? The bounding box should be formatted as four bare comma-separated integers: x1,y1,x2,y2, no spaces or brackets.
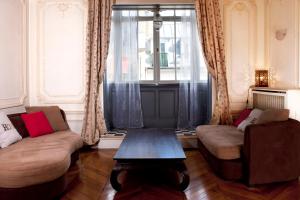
233,109,252,127
7,113,29,138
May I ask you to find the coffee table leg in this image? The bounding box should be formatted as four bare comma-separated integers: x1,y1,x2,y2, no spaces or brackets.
176,162,190,191
110,165,122,191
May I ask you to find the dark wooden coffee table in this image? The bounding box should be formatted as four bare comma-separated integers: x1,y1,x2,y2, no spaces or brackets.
110,129,189,191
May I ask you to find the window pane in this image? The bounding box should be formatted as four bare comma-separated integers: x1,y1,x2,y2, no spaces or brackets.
121,11,130,16
160,21,175,81
176,21,191,80
160,10,174,16
175,12,208,82
200,67,208,81
175,10,191,16
138,21,154,81
138,10,153,17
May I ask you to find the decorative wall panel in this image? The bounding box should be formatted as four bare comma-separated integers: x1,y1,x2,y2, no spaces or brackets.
0,0,27,109
224,0,256,111
37,0,87,104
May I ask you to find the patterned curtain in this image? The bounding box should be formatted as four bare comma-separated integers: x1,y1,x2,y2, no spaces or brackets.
81,0,114,145
194,0,232,125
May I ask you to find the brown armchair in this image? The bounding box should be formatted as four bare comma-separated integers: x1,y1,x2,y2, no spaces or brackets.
243,119,300,185
196,119,300,185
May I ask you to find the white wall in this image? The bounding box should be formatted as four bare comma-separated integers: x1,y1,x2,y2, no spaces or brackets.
265,0,299,88
223,0,268,113
224,0,300,113
0,0,27,109
1,0,300,128
223,0,258,112
27,0,88,133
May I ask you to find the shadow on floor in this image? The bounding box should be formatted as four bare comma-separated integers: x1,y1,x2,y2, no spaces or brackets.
113,169,187,200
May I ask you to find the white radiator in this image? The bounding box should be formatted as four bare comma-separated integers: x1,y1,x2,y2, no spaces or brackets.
252,88,300,121
252,89,286,110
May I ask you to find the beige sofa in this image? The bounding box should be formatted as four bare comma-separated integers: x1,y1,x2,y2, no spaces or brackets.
0,107,83,200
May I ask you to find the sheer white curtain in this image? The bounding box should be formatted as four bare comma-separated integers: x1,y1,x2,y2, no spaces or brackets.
106,10,143,129
177,10,208,129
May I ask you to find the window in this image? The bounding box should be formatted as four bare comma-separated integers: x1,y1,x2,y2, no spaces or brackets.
108,6,207,84
105,6,211,129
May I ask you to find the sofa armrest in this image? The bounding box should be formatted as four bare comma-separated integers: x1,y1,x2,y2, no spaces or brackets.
59,109,70,129
243,119,300,185
59,109,67,122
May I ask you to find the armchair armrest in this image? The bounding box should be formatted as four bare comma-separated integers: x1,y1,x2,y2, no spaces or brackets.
243,119,300,185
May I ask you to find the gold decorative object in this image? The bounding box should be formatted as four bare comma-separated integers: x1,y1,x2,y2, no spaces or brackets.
255,70,269,87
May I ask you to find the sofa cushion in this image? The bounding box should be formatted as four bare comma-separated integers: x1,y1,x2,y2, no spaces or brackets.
237,109,263,132
0,130,22,149
0,130,83,188
196,125,244,160
8,113,30,138
21,112,54,138
256,109,289,124
26,106,69,131
0,112,22,148
233,109,252,127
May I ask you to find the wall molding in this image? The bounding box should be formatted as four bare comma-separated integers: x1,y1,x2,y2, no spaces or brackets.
36,0,87,104
65,110,84,121
224,0,257,111
0,0,27,109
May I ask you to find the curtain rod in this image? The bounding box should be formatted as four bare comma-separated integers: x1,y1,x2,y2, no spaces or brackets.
112,4,195,10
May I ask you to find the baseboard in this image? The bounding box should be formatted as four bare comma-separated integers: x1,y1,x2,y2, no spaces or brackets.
97,135,198,149
98,136,124,149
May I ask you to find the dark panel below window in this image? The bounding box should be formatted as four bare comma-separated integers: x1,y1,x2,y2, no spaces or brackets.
104,83,211,130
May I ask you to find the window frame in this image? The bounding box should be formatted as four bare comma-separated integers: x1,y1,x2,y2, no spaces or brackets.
138,12,185,85
112,5,196,85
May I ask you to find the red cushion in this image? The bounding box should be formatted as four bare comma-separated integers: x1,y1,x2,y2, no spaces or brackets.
233,109,252,127
21,112,54,137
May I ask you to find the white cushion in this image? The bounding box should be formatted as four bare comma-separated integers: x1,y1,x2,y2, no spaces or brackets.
0,112,22,148
237,109,263,132
0,130,22,148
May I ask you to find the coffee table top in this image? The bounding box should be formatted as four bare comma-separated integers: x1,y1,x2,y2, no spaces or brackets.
114,129,186,161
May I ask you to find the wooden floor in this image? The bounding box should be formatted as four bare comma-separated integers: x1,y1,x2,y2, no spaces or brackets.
61,149,300,200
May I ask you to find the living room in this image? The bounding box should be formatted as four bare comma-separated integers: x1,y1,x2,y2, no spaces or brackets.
1,0,300,199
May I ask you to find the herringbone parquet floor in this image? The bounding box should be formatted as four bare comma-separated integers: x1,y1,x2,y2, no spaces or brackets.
61,149,300,200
